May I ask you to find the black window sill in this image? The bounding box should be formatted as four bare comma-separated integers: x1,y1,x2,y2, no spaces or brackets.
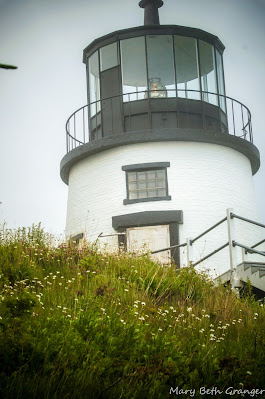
123,196,171,205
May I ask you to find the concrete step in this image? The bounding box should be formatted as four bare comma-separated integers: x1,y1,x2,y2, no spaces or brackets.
237,262,265,293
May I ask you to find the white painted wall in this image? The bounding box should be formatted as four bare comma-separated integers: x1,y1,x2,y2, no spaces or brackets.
65,141,264,277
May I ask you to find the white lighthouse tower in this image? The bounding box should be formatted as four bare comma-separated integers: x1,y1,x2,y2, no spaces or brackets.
60,0,264,280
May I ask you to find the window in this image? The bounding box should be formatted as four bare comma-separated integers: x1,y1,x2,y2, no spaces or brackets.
216,49,226,112
122,162,171,205
88,51,100,116
120,36,147,101
100,42,119,72
146,35,175,98
198,40,218,105
174,36,200,100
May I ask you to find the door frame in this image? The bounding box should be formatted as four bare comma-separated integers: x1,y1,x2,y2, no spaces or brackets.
112,210,183,266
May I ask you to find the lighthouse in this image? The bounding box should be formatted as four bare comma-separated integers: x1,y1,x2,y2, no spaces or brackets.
60,0,263,278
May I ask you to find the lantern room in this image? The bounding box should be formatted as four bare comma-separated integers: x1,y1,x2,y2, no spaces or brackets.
83,24,227,141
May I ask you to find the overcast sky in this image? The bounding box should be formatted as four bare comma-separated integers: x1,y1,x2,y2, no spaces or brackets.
0,0,265,235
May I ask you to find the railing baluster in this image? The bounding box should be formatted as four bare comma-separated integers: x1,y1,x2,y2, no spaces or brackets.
231,99,236,136
83,107,85,143
64,90,253,152
96,101,98,140
74,114,76,148
128,93,131,132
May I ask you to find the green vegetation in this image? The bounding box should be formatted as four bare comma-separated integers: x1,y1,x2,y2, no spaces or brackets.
0,225,265,398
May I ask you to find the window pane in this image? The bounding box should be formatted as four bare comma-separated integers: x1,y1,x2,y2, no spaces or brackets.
156,170,165,179
216,50,226,112
128,172,137,181
147,171,156,179
130,191,138,199
199,41,217,105
138,172,146,181
138,190,148,198
158,189,166,196
88,51,101,116
174,36,200,100
139,182,147,189
147,180,156,188
129,182,137,190
157,179,166,187
100,42,118,72
120,37,147,101
148,190,156,197
147,35,175,98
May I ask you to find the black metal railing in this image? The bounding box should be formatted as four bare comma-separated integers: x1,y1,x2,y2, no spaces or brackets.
65,89,252,153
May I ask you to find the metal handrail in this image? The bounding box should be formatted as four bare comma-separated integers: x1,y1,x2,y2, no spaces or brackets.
233,241,265,257
191,217,227,244
252,238,265,250
193,242,229,267
231,213,265,230
151,242,187,255
65,89,253,152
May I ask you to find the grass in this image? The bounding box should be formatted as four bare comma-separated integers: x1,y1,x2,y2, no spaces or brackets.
0,225,265,398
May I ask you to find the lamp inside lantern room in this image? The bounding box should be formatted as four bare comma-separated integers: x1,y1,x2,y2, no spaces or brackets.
149,77,167,98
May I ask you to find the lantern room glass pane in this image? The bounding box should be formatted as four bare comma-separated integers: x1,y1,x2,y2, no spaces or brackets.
146,35,176,98
120,37,147,102
100,42,118,72
174,36,200,100
88,51,100,116
216,49,226,112
199,41,217,105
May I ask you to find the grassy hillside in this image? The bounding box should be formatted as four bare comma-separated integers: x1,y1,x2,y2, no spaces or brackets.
0,225,265,398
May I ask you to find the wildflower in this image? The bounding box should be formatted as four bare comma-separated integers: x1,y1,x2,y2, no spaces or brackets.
158,328,162,331
124,289,129,292
254,313,258,317
199,329,205,333
141,302,146,306
187,307,192,312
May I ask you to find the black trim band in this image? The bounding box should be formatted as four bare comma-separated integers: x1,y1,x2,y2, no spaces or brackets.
122,162,170,171
60,128,260,184
112,210,183,229
83,25,225,62
123,196,171,205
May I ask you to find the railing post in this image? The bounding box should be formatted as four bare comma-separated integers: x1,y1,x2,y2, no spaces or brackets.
186,237,193,266
227,208,241,290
